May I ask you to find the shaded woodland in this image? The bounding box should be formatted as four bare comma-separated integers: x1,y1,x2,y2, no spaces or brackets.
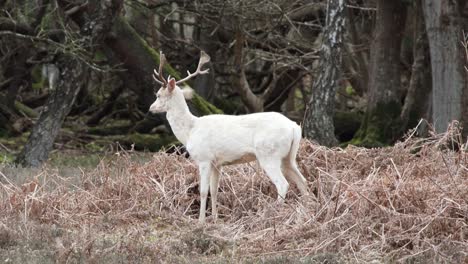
1,0,468,167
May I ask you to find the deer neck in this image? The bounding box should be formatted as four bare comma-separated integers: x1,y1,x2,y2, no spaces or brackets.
166,95,196,145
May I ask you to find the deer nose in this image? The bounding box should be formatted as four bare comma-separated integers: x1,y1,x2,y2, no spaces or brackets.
149,103,160,113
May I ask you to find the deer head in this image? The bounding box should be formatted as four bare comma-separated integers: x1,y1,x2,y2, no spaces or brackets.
149,51,210,113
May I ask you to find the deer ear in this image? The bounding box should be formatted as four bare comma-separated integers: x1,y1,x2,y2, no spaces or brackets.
168,78,176,93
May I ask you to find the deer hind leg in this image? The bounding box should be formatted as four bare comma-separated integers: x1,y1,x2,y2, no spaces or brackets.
210,165,220,220
257,156,289,201
282,159,309,196
198,161,213,222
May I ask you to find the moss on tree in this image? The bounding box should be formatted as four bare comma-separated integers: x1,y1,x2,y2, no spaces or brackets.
350,101,402,148
112,17,181,79
14,101,37,118
189,93,223,116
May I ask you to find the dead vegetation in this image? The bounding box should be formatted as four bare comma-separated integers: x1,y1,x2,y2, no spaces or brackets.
0,123,467,263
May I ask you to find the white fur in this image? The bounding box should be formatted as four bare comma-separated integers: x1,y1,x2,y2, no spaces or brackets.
150,81,309,222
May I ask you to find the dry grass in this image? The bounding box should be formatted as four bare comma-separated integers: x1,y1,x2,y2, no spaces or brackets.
1,123,467,263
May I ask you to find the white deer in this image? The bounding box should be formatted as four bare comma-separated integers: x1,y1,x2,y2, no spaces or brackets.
149,51,309,222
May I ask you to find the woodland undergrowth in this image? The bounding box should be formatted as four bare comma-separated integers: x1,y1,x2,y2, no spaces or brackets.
0,122,467,263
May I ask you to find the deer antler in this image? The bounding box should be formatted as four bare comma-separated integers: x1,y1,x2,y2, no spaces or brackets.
176,51,211,84
153,51,168,87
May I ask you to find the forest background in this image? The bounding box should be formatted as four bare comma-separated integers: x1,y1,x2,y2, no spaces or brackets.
1,0,467,167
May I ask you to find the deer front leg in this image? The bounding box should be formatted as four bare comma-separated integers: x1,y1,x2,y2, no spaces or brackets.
198,162,212,222
210,166,220,221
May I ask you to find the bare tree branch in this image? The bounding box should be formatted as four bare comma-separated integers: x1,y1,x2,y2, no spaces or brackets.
232,29,263,112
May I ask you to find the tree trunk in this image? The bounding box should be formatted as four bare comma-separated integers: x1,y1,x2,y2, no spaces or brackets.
105,17,182,109
303,0,346,147
106,17,220,115
105,17,222,132
193,17,217,103
352,0,407,147
264,70,301,112
232,29,264,113
15,57,86,167
344,5,369,96
15,0,124,167
423,0,468,135
400,0,432,132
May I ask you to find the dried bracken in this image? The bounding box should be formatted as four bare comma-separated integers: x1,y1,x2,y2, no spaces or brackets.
1,123,467,263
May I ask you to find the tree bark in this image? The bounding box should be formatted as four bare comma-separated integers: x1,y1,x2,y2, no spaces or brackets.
400,0,432,132
352,0,407,147
303,0,346,147
423,0,468,135
15,0,124,167
15,57,87,167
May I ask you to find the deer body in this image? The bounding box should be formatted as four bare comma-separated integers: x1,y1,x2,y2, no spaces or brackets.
150,51,308,222
187,113,297,165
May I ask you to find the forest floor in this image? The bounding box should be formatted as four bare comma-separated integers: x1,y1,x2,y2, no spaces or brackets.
0,127,467,263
